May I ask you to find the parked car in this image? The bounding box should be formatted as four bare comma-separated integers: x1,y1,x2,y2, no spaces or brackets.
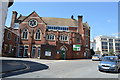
98,56,120,72
92,55,102,61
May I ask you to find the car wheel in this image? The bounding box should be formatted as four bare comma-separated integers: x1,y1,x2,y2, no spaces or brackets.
98,69,102,72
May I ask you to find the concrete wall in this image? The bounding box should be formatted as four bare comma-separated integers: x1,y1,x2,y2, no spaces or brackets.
0,0,9,56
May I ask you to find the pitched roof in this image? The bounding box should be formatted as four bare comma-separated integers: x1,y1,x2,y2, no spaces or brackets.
41,17,78,27
5,26,19,36
17,14,90,29
18,16,26,21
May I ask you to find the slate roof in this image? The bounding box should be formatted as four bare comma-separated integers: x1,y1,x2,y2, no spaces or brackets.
17,16,26,21
17,15,90,29
41,17,78,27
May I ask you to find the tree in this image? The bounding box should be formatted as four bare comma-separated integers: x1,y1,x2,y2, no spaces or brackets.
90,49,95,55
108,49,115,56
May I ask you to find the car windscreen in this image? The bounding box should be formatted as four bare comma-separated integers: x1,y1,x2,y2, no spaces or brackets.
102,57,118,62
93,55,100,57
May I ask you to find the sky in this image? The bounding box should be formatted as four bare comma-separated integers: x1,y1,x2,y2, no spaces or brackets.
6,2,118,40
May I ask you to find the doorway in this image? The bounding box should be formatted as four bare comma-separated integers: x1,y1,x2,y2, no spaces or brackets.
60,46,67,60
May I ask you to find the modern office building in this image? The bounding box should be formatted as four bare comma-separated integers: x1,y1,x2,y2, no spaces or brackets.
93,35,120,55
90,40,96,51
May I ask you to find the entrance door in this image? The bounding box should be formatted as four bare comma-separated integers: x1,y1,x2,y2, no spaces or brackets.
61,50,66,60
60,47,67,60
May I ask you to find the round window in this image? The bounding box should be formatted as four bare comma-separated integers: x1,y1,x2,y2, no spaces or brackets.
29,19,38,27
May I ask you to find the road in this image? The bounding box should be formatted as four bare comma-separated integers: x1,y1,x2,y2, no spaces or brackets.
1,57,119,78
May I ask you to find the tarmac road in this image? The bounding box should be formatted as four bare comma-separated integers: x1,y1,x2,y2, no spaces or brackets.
1,57,119,79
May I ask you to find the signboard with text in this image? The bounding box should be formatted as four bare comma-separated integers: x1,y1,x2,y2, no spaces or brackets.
45,51,51,56
73,44,81,51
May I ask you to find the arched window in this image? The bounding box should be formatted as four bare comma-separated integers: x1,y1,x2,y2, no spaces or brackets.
22,28,28,39
7,32,11,40
86,38,88,47
35,29,41,40
46,34,55,40
59,35,68,41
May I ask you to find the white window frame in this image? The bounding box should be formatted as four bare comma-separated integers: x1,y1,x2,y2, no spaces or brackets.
35,29,41,40
22,28,28,39
23,46,28,57
29,19,38,27
46,34,55,40
38,47,41,58
59,35,68,41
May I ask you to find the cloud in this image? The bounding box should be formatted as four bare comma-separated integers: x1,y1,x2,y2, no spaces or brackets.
112,32,120,35
107,19,112,23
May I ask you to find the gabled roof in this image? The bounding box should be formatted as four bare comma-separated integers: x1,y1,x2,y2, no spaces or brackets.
18,11,46,24
5,26,19,36
17,16,26,21
17,11,90,29
41,17,78,27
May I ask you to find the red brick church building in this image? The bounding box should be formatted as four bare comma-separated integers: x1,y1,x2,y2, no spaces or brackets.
6,11,90,59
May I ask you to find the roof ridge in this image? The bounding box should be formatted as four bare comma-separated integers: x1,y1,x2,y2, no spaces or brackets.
42,17,77,20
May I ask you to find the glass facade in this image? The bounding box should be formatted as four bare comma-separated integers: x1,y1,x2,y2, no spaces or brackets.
101,38,107,41
102,42,108,45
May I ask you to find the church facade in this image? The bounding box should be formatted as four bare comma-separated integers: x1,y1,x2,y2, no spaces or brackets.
7,11,91,59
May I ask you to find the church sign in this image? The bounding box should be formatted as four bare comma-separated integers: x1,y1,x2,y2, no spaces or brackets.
73,44,81,51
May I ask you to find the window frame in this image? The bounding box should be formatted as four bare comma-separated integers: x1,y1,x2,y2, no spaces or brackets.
21,28,28,40
59,35,68,41
28,19,38,27
7,32,11,40
46,34,55,41
35,29,41,40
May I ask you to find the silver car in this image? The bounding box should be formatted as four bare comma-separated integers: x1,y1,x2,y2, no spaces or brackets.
98,56,120,72
92,55,102,61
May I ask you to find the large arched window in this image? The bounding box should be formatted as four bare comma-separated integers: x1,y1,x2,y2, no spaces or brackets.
46,34,55,40
35,29,41,40
22,28,28,39
59,35,68,41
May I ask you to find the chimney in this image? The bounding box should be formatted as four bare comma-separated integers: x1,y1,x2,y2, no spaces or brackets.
11,11,18,28
78,15,83,34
